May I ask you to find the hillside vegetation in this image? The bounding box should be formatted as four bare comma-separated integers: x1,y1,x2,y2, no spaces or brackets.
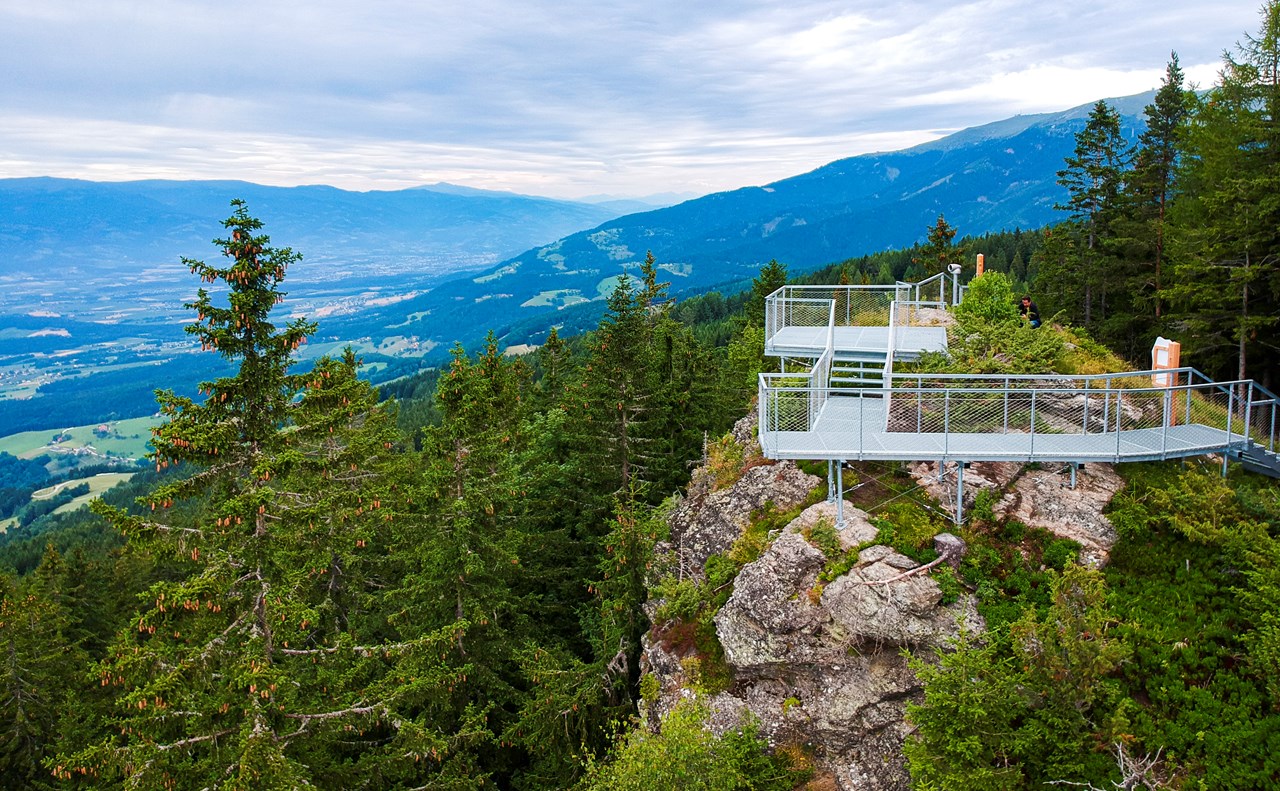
2,5,1280,790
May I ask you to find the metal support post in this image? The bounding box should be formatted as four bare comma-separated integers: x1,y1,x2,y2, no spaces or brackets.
827,460,835,502
1070,463,1078,489
954,461,965,525
835,460,846,529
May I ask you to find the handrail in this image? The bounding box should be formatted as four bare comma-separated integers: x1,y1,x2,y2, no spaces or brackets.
757,375,1280,464
882,301,899,431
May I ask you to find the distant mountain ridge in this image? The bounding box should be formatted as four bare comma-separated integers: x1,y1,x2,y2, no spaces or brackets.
0,177,626,287
0,91,1159,438
352,91,1154,354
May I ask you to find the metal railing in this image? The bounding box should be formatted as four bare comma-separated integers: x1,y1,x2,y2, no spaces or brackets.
896,270,965,306
758,301,836,441
764,284,909,351
758,366,1280,463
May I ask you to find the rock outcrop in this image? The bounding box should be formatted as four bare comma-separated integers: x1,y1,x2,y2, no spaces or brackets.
644,416,984,790
643,412,1129,788
666,414,820,576
907,460,1123,566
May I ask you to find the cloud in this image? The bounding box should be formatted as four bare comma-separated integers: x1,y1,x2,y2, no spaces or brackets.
0,0,1266,198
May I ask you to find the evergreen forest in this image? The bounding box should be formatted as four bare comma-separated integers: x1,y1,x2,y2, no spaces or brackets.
2,5,1280,790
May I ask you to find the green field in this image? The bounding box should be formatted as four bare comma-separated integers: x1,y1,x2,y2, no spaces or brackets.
521,289,589,308
0,415,158,461
0,471,137,533
49,472,136,515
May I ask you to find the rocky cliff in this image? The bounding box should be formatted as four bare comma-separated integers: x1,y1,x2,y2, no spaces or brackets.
640,414,1122,789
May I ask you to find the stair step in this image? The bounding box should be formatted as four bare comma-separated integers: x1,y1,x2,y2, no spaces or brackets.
1240,443,1280,478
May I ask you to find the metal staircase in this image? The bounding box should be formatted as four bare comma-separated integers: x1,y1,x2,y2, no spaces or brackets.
1240,442,1280,478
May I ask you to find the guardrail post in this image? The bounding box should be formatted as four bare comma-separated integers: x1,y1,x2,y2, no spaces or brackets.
836,460,846,529
1030,390,1037,458
1104,377,1111,430
1185,375,1193,426
1003,377,1010,433
1083,378,1090,434
1245,384,1254,446
1161,388,1171,458
859,391,865,458
1224,387,1235,477
1271,401,1277,454
944,391,951,456
1115,390,1123,460
917,376,923,433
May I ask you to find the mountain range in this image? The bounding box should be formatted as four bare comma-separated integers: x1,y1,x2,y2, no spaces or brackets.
0,91,1155,435
345,92,1153,354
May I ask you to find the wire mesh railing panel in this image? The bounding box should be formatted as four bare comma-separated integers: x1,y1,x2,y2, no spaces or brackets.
771,286,900,327
760,383,816,433
1244,386,1279,451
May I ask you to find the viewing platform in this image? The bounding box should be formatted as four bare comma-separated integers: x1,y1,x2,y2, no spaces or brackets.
757,276,1280,522
764,278,953,363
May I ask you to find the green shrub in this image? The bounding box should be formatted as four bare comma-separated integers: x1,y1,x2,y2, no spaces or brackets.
933,564,962,605
581,701,808,791
1042,538,1081,570
802,517,841,560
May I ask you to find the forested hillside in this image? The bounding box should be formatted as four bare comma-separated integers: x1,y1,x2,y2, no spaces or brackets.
2,5,1280,790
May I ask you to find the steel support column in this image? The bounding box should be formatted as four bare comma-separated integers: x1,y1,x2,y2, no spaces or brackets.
835,460,846,529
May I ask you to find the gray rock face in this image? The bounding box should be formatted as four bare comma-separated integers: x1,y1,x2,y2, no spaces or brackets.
668,459,819,576
648,484,981,791
787,499,878,549
643,411,1131,788
908,460,1123,567
996,464,1123,567
713,532,830,671
823,546,980,648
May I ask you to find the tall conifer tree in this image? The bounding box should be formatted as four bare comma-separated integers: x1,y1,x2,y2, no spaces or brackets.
58,202,457,789
1171,2,1280,386
1054,100,1132,327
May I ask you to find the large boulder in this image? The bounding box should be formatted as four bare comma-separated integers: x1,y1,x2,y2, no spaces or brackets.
650,493,982,791
667,461,819,574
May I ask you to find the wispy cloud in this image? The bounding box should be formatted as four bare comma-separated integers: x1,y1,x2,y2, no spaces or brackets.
0,0,1261,198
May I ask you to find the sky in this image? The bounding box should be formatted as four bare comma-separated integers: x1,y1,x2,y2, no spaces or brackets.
0,1,1266,200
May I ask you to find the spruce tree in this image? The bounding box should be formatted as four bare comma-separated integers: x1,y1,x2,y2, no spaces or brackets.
1170,1,1280,386
1054,100,1132,327
57,202,456,789
1127,54,1190,322
912,214,967,276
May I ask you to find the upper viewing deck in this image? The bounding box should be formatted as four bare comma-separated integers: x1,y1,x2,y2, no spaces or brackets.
764,275,955,362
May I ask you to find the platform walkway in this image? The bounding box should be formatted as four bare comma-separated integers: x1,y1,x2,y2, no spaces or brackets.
757,280,1280,522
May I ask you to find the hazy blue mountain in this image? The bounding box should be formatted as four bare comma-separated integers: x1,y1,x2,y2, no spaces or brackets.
0,177,627,284
0,92,1157,436
348,92,1154,355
